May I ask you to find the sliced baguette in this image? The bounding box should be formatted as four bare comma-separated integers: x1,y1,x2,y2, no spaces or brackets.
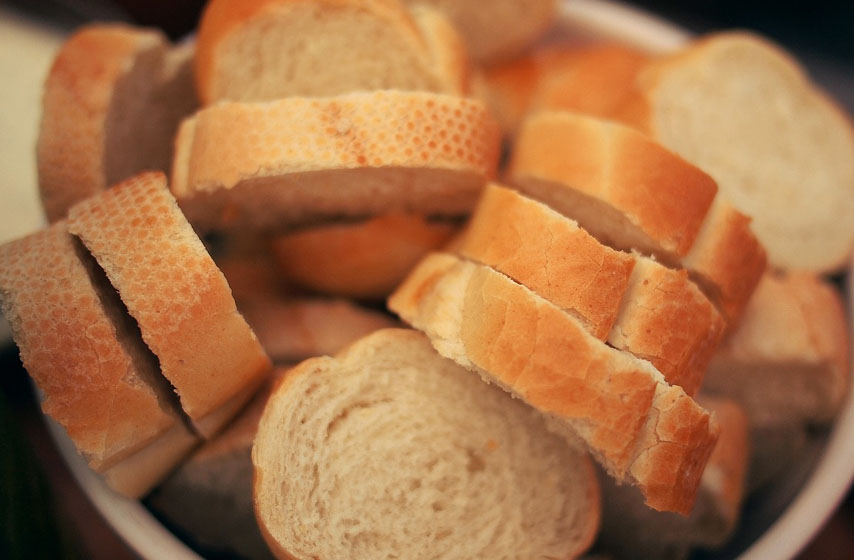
624,32,854,272
389,253,719,514
171,90,501,232
510,111,766,324
66,172,271,438
194,0,451,104
0,223,198,496
37,24,197,222
271,214,458,300
253,328,600,559
409,3,471,95
457,185,724,394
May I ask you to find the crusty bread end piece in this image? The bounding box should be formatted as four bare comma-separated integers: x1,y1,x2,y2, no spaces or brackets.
253,328,600,560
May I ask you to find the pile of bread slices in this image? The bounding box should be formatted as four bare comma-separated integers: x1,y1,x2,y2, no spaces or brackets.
1,0,852,558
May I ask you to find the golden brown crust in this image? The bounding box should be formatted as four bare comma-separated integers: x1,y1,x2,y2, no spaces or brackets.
389,253,718,513
510,112,718,257
36,25,165,222
0,222,183,472
67,172,271,437
271,214,458,300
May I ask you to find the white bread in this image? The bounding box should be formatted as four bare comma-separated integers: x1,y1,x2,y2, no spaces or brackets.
510,111,766,324
171,90,501,232
253,328,600,559
457,184,724,394
408,3,471,95
66,172,272,438
194,0,454,104
238,297,398,364
389,253,719,514
402,0,557,63
270,214,458,300
0,222,198,496
624,32,854,272
37,24,197,222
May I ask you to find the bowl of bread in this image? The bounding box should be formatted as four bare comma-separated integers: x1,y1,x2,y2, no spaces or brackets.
2,0,852,559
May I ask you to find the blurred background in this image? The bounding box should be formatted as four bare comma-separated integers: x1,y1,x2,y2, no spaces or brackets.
0,0,852,558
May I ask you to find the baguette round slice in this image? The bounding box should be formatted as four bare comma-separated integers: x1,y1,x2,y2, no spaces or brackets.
457,185,724,394
627,32,854,272
194,0,449,104
171,90,500,232
389,253,719,514
37,24,197,222
67,172,272,438
0,223,197,496
253,328,600,560
271,214,458,299
408,3,471,95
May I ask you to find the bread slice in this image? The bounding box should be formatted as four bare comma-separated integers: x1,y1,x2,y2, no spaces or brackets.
389,253,719,513
271,214,458,300
624,32,854,272
66,172,272,438
702,271,849,426
238,297,398,364
510,111,766,324
194,0,455,104
37,24,197,223
408,3,471,95
402,0,557,63
596,396,749,559
457,185,724,394
253,328,600,559
212,236,291,303
171,90,501,232
0,222,198,496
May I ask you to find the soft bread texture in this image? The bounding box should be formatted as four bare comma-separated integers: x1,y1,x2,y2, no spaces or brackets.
0,223,197,496
510,111,766,324
408,3,471,95
194,0,451,104
66,172,271,438
253,328,600,560
457,185,724,394
238,297,398,364
271,214,458,299
389,253,719,514
596,396,749,559
625,32,854,272
171,90,501,231
402,0,556,63
37,24,197,222
703,272,850,426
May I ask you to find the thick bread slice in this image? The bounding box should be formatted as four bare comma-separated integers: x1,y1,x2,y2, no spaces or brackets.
409,3,471,95
625,32,854,272
171,90,501,232
510,111,766,324
702,271,849,426
253,328,600,560
271,214,458,300
67,172,272,438
389,253,719,513
0,223,197,495
238,297,398,364
457,185,724,394
194,0,448,104
402,0,557,63
37,24,197,223
596,396,749,559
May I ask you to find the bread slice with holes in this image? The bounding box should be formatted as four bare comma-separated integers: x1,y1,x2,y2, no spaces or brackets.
389,253,719,514
67,172,272,438
37,24,197,222
271,214,458,300
253,328,600,560
194,0,462,104
171,90,500,232
509,111,766,325
0,223,198,497
620,32,854,272
456,184,724,395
